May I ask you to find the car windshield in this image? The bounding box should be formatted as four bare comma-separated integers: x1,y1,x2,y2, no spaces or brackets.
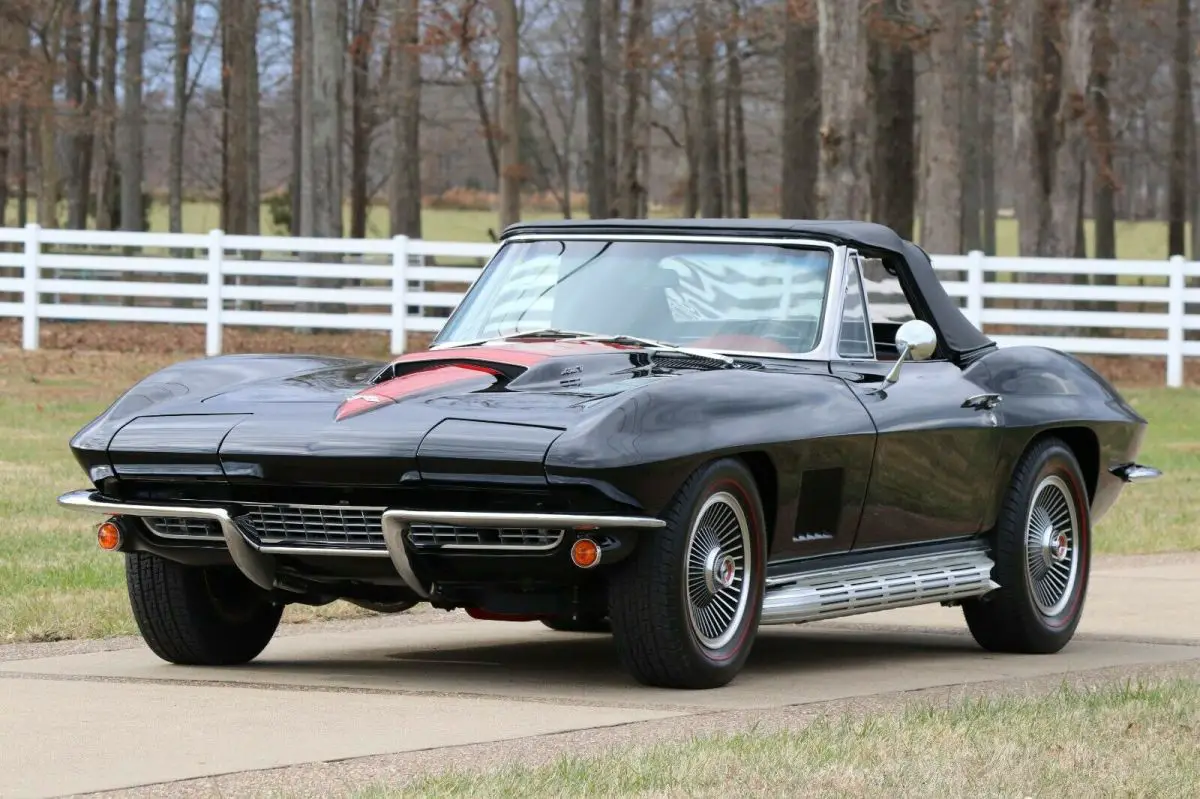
434,239,835,355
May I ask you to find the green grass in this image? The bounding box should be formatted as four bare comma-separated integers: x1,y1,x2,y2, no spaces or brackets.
4,198,1194,258
0,348,1196,643
355,677,1200,798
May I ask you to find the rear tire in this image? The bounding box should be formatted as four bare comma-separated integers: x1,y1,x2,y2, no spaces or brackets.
608,458,766,689
125,552,283,666
963,437,1090,654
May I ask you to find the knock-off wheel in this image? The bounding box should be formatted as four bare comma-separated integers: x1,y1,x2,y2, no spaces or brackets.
608,458,766,689
963,437,1090,653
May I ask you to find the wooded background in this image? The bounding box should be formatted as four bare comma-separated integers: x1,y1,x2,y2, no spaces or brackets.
0,0,1195,258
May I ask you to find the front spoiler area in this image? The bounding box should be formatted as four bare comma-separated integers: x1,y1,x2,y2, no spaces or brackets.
57,489,666,599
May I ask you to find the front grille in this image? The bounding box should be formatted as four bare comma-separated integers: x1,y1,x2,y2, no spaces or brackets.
408,524,564,550
143,517,223,540
235,504,386,550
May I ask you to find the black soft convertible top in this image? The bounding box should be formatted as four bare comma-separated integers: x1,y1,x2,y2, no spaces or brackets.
500,219,995,364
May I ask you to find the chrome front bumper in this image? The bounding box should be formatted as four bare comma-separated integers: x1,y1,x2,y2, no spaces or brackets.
58,489,666,599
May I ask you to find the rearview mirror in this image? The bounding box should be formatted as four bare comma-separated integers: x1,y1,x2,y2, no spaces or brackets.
881,319,938,389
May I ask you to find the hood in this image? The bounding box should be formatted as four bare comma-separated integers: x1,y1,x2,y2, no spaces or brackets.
83,341,722,488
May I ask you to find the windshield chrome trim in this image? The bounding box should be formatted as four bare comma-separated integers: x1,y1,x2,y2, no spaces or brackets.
433,234,849,363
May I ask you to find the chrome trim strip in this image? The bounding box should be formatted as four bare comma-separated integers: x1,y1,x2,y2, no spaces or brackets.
237,502,389,512
380,510,667,529
57,489,277,591
434,233,846,362
253,545,391,558
760,547,999,625
432,537,564,552
380,514,431,599
142,517,224,541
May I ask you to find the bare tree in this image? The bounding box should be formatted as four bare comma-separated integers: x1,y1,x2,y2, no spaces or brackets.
119,0,146,231
169,0,196,234
349,0,380,240
63,0,86,228
723,0,747,218
979,0,1004,255
1010,0,1047,255
1167,0,1191,256
496,0,521,228
301,0,344,239
222,0,259,236
94,0,118,230
816,0,870,218
1091,0,1116,260
918,0,965,254
583,0,608,218
868,1,915,237
781,0,818,218
389,0,422,238
1046,1,1091,258
695,0,722,217
614,0,647,217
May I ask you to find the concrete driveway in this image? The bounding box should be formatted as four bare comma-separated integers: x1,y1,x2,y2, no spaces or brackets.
1,553,1197,798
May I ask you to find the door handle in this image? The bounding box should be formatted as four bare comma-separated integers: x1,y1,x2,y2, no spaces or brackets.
962,393,1002,410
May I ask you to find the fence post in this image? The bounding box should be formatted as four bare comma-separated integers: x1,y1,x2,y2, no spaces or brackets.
21,223,40,351
391,236,410,354
965,250,985,330
206,229,224,357
1167,255,1185,388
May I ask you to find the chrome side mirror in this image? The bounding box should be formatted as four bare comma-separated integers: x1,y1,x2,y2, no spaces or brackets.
882,319,938,388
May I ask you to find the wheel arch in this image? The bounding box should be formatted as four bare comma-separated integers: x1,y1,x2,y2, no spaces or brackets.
734,450,779,548
1028,426,1100,503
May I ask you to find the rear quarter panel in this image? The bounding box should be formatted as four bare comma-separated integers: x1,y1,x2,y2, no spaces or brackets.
968,346,1148,526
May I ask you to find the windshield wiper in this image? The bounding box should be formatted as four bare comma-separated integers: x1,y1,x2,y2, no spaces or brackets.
433,328,735,367
431,327,597,350
571,333,736,366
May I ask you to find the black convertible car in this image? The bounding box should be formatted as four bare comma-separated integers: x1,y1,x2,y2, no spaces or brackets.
59,219,1158,689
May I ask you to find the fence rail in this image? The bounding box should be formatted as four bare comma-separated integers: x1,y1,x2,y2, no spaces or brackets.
0,224,1196,387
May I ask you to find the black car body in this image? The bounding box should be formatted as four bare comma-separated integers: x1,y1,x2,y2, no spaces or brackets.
59,220,1159,688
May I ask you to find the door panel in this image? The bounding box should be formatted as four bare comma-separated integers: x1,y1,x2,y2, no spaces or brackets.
835,359,1004,549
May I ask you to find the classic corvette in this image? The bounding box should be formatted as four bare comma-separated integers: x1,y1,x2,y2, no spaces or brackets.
58,219,1159,689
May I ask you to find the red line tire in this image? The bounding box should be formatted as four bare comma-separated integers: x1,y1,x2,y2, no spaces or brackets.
963,437,1091,654
608,458,766,689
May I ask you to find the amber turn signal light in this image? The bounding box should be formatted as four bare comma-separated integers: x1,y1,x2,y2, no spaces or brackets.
97,520,122,551
570,538,601,569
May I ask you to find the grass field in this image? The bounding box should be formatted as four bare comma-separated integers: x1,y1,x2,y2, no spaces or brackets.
0,345,1195,644
356,677,1200,798
4,198,1196,259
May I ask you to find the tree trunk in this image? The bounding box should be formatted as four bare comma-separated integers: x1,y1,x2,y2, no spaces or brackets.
816,0,870,218
695,0,722,217
867,12,914,237
1010,0,1047,255
681,78,699,218
617,0,647,218
781,3,818,218
583,0,608,219
289,0,303,235
301,0,344,239
222,0,260,237
64,0,87,229
723,0,747,218
119,0,146,231
0,106,7,225
918,0,964,254
16,105,27,227
603,0,622,212
94,0,119,230
496,0,521,228
979,0,1003,256
1091,0,1116,260
959,14,983,253
350,0,380,240
37,10,63,228
1168,0,1191,256
389,0,422,238
1046,2,1091,258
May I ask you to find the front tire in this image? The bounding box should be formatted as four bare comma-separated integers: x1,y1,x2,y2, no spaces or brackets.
963,437,1091,654
126,552,283,665
608,458,766,689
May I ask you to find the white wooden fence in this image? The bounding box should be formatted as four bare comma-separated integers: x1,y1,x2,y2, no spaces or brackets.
0,223,1196,386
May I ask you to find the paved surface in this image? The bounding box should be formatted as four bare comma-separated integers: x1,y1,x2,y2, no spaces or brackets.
1,554,1196,798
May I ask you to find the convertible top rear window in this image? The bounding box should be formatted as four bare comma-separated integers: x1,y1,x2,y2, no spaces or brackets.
435,239,835,355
